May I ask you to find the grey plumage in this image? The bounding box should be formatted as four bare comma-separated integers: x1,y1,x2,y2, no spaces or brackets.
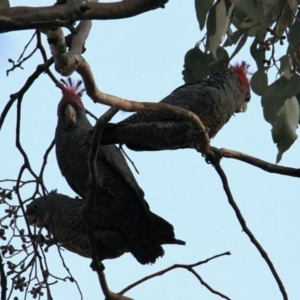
26,192,184,262
55,81,184,265
100,62,251,151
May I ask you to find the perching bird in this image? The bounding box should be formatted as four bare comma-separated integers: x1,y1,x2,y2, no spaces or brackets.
100,62,251,151
26,192,185,263
55,79,184,265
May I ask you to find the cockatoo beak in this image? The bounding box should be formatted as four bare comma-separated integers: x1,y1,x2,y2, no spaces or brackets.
65,104,77,125
236,102,247,113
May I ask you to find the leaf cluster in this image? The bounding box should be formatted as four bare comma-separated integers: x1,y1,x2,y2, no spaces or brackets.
189,0,300,161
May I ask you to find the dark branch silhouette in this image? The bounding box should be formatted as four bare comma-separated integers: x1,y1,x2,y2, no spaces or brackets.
212,159,288,300
220,148,300,178
83,107,136,300
119,251,231,299
0,1,169,33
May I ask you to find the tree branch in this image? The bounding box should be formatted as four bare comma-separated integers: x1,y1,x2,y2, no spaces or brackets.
220,148,300,178
212,159,288,300
119,251,231,299
0,57,54,131
84,107,133,300
0,0,169,33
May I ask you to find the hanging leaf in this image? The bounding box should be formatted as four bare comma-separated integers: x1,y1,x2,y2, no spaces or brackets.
262,73,300,124
206,0,234,58
182,47,229,83
275,0,297,42
250,67,268,96
229,31,248,60
271,96,299,163
195,0,214,31
223,28,247,47
288,9,300,73
250,32,267,69
182,48,211,83
207,47,229,73
236,0,273,27
278,55,290,74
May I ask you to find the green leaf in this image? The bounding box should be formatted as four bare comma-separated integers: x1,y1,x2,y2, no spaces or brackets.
250,67,268,96
182,47,230,83
250,32,266,69
0,0,10,8
206,0,234,58
182,48,211,83
275,0,297,41
195,0,214,31
262,74,300,124
207,47,230,73
223,29,246,47
271,96,299,163
229,30,248,60
278,55,290,74
288,9,300,52
236,0,272,27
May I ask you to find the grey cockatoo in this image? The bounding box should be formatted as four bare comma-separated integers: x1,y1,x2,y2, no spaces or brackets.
55,80,184,265
26,192,185,263
100,62,251,151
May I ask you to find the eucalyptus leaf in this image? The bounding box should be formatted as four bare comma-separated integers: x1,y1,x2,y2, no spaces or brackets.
271,96,299,163
229,31,248,60
275,0,297,41
250,68,268,96
237,0,272,27
207,47,229,73
250,33,266,69
278,55,290,74
195,0,214,31
207,0,234,58
223,29,246,47
262,74,300,124
182,48,211,83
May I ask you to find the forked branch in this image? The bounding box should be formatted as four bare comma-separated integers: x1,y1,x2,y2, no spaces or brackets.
119,251,231,300
212,159,288,300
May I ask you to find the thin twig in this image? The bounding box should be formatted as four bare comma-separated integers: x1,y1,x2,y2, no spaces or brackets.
187,269,230,300
119,145,140,174
84,106,134,300
0,57,54,131
18,31,37,62
119,251,231,298
212,159,288,300
220,148,300,178
39,139,55,180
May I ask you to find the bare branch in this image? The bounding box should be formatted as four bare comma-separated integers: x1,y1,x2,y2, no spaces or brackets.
0,57,54,131
220,148,300,178
74,59,211,154
83,106,134,299
41,18,211,155
212,160,288,300
119,251,231,299
0,1,169,33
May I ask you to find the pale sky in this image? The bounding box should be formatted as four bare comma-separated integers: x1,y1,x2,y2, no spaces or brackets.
1,1,300,300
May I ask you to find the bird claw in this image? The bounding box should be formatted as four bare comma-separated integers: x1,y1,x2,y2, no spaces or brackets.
90,261,105,272
204,147,223,165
